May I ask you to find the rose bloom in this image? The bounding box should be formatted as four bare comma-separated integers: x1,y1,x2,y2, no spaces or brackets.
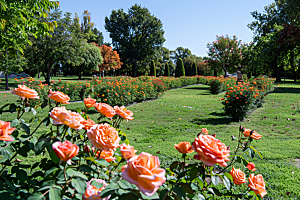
11,85,39,100
0,120,15,141
247,162,257,171
48,91,70,104
95,149,116,162
243,129,262,140
82,179,109,200
80,119,95,130
114,106,134,121
120,143,137,160
248,174,267,198
50,107,85,130
192,134,230,167
174,141,194,154
230,167,246,185
52,140,79,162
84,98,97,108
95,103,116,119
122,152,166,196
201,128,209,135
87,123,120,151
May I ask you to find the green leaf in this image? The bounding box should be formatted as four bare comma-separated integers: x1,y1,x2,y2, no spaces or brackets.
11,119,21,127
118,179,132,190
31,108,37,116
100,183,119,198
45,167,58,178
49,188,62,200
223,176,231,190
189,167,198,181
95,158,109,167
19,134,31,142
22,123,30,135
207,187,222,196
79,164,97,173
170,161,178,172
211,175,219,186
91,179,103,189
119,193,139,200
16,169,28,184
71,178,87,194
9,103,17,112
41,102,48,109
179,183,193,194
159,189,168,200
34,140,47,155
43,117,50,126
0,146,13,162
46,142,60,164
0,103,10,114
224,172,233,182
173,185,186,199
28,192,45,200
66,168,88,180
140,192,159,199
250,146,263,159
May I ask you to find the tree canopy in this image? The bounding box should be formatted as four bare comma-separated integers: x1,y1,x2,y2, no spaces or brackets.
105,4,165,76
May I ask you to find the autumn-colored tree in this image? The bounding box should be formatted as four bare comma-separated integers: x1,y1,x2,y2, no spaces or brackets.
95,44,122,73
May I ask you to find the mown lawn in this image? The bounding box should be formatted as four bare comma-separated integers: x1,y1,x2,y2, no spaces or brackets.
1,82,300,199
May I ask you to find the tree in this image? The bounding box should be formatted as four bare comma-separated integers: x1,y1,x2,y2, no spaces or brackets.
164,62,170,76
0,0,59,89
206,35,245,76
24,10,84,83
150,60,156,76
175,58,185,77
184,55,203,76
171,47,192,64
192,62,198,76
75,42,103,79
105,4,165,77
96,44,122,75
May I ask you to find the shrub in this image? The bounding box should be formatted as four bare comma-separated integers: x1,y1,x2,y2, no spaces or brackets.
192,61,197,76
150,60,156,77
175,58,185,77
164,62,170,77
209,79,223,94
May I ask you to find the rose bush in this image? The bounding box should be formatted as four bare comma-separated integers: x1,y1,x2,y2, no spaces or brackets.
0,85,268,199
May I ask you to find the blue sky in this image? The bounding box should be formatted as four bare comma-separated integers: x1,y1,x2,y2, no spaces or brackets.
60,0,275,57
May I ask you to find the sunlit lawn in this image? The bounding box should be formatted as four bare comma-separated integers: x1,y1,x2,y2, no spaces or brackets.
1,81,300,199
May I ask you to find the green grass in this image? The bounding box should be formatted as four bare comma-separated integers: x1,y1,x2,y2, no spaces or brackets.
1,82,300,199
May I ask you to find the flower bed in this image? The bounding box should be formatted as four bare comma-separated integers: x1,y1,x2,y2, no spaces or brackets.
0,85,268,199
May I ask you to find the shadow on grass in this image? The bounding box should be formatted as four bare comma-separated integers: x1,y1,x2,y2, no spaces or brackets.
183,86,209,90
272,87,300,94
192,116,231,125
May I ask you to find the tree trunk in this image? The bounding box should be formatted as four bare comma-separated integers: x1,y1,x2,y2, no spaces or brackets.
214,69,217,77
46,65,52,84
5,73,9,90
78,70,82,80
276,66,281,82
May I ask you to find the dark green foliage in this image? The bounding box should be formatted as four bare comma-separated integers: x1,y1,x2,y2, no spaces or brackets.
164,62,170,76
209,79,223,94
193,62,198,75
175,58,185,77
150,60,156,76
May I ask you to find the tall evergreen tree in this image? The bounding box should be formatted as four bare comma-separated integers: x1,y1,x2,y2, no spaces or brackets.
192,62,198,75
175,58,185,77
164,62,170,76
150,60,156,76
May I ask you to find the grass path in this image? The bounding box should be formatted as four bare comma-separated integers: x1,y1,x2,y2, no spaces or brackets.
1,82,300,199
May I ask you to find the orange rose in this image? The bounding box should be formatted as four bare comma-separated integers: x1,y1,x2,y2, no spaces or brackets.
95,149,116,162
95,103,116,119
248,174,267,198
243,129,262,140
120,143,137,160
122,152,166,196
11,85,39,99
174,141,194,154
201,128,208,135
192,134,230,167
230,167,246,185
80,119,95,130
247,162,257,171
84,98,96,108
52,140,79,162
48,91,70,104
50,107,85,130
0,120,15,141
87,123,120,151
114,106,134,121
82,179,109,200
